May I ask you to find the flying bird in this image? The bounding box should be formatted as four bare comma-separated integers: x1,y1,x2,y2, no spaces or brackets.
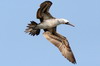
25,1,76,64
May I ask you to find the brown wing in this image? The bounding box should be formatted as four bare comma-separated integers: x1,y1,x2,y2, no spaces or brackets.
43,31,76,64
37,1,56,32
37,1,55,22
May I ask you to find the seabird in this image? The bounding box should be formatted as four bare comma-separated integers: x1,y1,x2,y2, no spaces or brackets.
25,1,76,64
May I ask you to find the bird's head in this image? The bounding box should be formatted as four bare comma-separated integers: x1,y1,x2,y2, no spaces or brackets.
58,18,75,27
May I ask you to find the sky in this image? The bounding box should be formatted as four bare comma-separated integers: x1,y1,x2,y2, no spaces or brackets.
0,0,100,66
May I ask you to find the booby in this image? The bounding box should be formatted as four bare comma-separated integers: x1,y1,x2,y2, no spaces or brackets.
25,1,76,64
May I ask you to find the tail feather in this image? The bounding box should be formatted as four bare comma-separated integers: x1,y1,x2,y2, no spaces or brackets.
25,21,40,36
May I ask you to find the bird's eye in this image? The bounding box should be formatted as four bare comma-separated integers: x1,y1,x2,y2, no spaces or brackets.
65,22,69,24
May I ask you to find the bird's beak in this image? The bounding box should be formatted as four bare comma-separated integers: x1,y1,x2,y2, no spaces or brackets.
65,22,75,27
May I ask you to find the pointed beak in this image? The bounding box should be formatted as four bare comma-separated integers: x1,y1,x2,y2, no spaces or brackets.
65,22,75,27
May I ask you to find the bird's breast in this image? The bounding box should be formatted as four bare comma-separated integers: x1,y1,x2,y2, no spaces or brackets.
38,20,59,29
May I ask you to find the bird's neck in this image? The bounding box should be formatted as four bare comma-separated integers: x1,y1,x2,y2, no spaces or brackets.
55,18,64,24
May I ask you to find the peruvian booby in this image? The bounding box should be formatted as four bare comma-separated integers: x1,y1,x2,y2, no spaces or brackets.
25,1,76,64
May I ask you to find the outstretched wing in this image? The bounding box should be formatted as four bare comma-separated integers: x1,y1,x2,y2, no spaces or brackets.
43,31,76,64
37,1,55,22
25,1,55,36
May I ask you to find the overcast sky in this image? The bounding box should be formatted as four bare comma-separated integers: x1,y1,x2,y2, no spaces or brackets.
0,0,100,66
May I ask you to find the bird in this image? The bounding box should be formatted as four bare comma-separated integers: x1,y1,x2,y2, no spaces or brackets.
25,1,76,64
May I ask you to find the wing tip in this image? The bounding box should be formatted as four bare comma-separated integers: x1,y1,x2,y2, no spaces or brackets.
72,61,77,64
69,57,77,64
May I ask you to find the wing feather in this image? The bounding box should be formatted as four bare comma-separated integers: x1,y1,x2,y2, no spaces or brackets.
43,31,76,64
37,1,54,22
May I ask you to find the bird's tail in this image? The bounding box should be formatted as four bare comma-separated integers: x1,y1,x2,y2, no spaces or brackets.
25,21,40,36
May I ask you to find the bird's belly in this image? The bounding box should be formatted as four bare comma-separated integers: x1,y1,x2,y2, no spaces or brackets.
38,22,57,29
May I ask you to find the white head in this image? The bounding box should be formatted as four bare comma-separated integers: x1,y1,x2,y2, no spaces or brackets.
57,18,75,27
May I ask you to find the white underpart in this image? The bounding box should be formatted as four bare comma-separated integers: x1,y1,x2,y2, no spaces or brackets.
37,18,69,29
